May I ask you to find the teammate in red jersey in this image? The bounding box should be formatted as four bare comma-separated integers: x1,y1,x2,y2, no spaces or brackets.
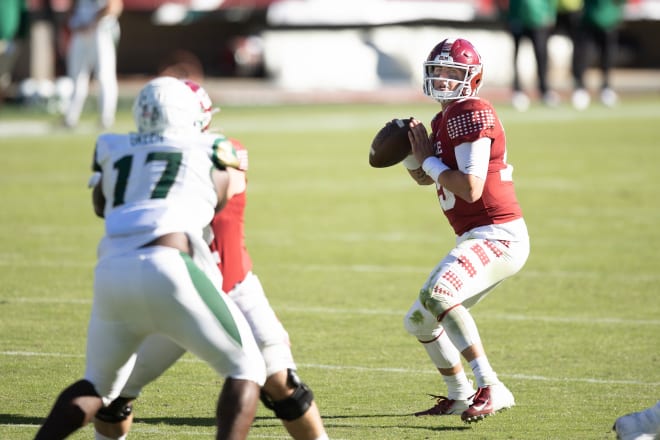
401,38,530,423
93,79,329,440
208,139,329,440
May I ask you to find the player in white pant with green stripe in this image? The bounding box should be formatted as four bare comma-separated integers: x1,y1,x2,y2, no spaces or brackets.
35,76,266,440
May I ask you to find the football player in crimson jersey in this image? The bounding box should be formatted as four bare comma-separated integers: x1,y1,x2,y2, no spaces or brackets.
400,38,530,423
208,140,329,440
93,79,329,440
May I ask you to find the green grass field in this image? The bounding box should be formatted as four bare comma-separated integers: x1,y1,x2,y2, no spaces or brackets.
1,96,659,439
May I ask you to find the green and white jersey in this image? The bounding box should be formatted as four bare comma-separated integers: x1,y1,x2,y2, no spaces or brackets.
93,131,232,258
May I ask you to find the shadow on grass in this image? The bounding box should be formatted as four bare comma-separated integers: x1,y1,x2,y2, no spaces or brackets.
318,414,473,433
1,413,471,433
0,414,44,425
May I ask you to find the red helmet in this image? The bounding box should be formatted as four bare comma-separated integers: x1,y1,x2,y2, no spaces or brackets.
423,38,483,104
181,79,219,132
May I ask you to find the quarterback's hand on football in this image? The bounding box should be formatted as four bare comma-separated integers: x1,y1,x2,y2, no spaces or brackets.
408,118,434,165
212,138,241,170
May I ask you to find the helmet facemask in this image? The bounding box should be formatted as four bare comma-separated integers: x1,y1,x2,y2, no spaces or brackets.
423,61,482,105
422,38,483,106
182,79,219,132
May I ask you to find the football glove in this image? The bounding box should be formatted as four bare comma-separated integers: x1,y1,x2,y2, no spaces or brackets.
212,137,241,170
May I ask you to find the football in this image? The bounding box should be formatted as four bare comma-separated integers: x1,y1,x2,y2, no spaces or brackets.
369,117,413,168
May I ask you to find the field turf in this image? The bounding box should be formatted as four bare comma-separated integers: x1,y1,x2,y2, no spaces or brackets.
1,96,659,439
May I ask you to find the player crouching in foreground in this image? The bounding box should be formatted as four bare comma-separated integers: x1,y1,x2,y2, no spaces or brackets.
401,38,530,423
35,76,266,440
92,79,329,440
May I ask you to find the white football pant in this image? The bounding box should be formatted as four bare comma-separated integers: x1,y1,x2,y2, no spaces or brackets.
404,235,529,366
86,246,266,405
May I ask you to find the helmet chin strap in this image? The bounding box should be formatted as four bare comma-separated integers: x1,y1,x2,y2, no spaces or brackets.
430,83,468,105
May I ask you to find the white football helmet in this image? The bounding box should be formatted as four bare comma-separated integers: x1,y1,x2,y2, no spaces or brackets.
423,38,483,105
132,76,208,135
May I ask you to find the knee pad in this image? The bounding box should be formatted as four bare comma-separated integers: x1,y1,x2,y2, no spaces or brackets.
95,396,134,423
438,305,481,352
419,282,458,321
404,303,433,337
404,297,447,340
260,369,314,421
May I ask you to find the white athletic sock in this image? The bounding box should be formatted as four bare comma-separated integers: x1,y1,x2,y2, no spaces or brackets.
442,371,475,400
469,357,499,388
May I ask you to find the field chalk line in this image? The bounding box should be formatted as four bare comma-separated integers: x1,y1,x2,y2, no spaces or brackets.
2,350,658,387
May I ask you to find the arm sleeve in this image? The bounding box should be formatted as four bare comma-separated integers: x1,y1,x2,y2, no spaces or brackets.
454,137,491,180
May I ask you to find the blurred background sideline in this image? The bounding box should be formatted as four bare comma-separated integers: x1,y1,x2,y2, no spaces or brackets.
2,0,659,108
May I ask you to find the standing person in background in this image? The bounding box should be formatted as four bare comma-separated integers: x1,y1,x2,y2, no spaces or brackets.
555,0,584,104
93,79,330,440
0,0,28,104
401,38,530,422
570,0,624,109
503,0,560,111
64,0,122,129
34,76,266,440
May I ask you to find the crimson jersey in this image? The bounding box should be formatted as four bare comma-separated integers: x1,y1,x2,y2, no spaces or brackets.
209,140,252,293
430,97,522,236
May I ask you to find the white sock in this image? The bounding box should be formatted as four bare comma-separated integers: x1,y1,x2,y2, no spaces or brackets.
469,357,499,388
314,433,330,440
442,371,475,400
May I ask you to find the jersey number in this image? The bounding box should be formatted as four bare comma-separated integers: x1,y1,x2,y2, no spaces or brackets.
112,152,183,207
437,186,456,211
436,162,514,212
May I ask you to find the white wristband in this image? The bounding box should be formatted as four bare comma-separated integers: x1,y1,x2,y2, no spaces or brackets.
422,157,450,182
87,171,102,188
401,154,421,170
